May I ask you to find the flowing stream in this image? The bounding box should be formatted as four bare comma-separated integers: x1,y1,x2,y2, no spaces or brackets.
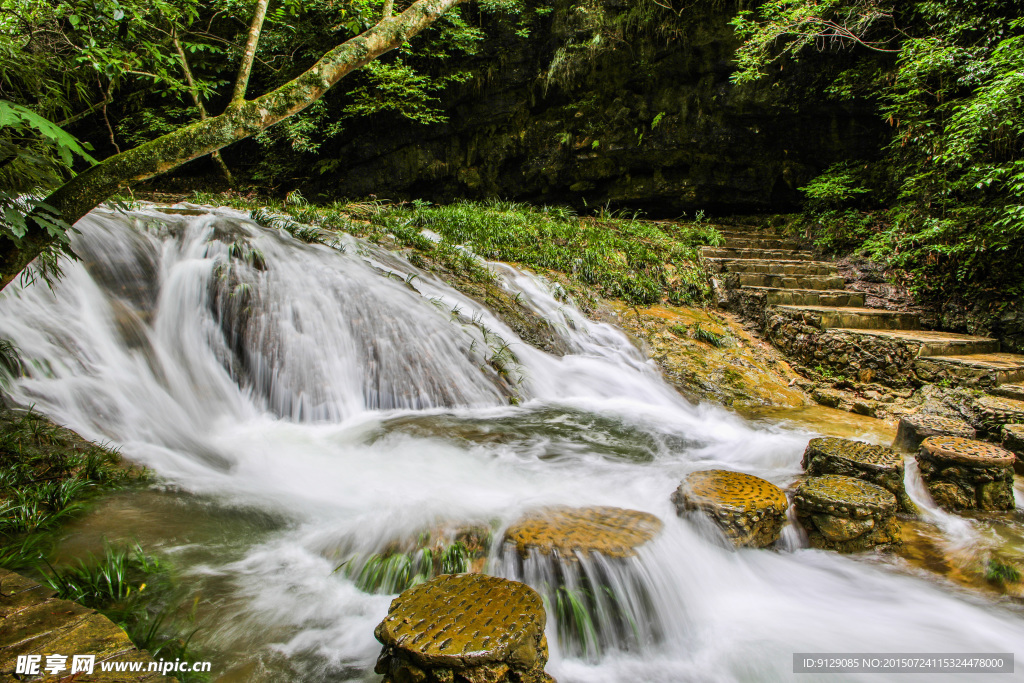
1,204,1023,682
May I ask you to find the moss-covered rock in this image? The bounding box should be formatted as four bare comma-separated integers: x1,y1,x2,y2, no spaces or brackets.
374,573,554,683
504,506,662,559
974,395,1024,429
794,475,901,552
801,437,916,514
671,469,788,547
916,436,1015,511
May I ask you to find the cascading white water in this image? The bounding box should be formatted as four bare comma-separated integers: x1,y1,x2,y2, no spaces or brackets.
2,204,1023,683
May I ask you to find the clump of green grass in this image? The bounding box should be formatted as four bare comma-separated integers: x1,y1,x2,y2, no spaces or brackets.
44,541,209,682
984,558,1022,585
340,541,470,594
0,407,143,570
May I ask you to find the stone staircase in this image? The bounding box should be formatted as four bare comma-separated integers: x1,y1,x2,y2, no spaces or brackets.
706,224,1024,389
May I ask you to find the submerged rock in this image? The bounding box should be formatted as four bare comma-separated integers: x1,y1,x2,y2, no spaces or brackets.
504,506,662,559
374,573,554,683
671,469,789,548
801,437,916,514
892,414,976,453
916,436,1016,511
794,475,901,552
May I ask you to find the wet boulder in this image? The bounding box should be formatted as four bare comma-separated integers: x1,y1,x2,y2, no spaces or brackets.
892,414,976,453
916,436,1016,511
794,475,901,552
504,506,662,559
671,469,788,548
374,573,554,683
1002,424,1024,476
802,437,916,513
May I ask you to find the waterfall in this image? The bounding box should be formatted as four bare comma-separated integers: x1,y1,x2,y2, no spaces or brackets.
1,203,1022,683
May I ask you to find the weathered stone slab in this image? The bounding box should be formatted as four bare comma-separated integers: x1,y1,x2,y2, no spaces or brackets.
892,414,976,453
374,573,553,683
916,436,1016,511
794,475,901,552
974,394,1024,427
504,506,662,559
802,437,916,513
671,469,788,547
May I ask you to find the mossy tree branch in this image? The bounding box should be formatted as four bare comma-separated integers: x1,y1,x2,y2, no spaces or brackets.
0,0,467,290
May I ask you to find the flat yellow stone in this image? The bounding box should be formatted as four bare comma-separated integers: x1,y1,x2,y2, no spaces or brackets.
504,506,662,558
920,436,1015,468
677,469,788,514
795,475,897,517
375,574,544,669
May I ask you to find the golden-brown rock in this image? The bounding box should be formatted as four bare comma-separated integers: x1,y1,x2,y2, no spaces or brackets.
671,469,788,547
504,506,662,559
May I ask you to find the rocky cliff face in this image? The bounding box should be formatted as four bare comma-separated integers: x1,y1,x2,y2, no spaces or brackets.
301,0,884,214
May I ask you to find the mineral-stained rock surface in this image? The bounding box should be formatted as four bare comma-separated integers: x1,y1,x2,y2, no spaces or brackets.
374,573,554,683
504,506,662,559
916,436,1016,511
794,475,901,552
1003,423,1024,475
671,469,788,547
892,414,976,453
801,437,916,513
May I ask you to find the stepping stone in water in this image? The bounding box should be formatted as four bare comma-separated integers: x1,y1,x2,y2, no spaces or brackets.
1003,424,1024,476
974,395,1024,429
802,437,917,514
794,475,901,552
374,573,554,683
504,506,662,559
916,436,1016,511
892,414,976,453
671,469,788,548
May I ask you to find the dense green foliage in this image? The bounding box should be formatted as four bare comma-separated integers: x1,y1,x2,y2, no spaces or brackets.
196,192,722,305
734,0,1024,338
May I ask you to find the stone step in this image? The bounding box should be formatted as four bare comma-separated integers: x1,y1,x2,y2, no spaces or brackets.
724,237,807,250
744,287,865,307
990,384,1024,401
775,305,921,330
709,259,837,276
916,353,1024,388
703,247,818,261
830,329,1001,355
737,273,846,290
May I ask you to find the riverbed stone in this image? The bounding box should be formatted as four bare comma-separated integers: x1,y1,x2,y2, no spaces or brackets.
1003,424,1024,475
892,414,976,453
794,475,901,552
801,437,916,514
671,469,789,547
916,436,1016,511
373,573,554,683
504,506,662,559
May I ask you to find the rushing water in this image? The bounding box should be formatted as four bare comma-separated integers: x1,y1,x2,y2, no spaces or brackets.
2,204,1023,682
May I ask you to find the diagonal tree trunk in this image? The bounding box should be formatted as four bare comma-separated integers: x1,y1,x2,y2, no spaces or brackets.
0,0,466,290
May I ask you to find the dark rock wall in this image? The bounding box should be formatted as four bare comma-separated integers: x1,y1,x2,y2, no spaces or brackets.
298,0,885,214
